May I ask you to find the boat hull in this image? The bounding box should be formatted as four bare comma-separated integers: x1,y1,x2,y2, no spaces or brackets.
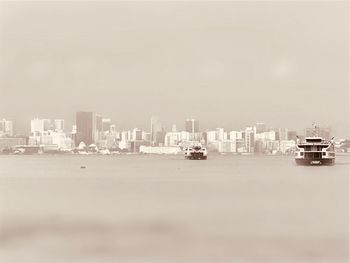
185,153,207,160
295,158,335,166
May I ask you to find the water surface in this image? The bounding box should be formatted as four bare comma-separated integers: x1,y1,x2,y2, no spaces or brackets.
0,154,349,263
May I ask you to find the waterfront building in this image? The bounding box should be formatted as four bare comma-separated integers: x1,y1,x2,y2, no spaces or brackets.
102,118,111,132
155,129,166,145
205,128,226,144
216,128,225,141
254,140,265,153
75,112,96,146
255,131,276,141
245,127,255,153
118,140,131,150
54,119,64,132
130,140,150,152
278,128,288,141
31,118,51,134
0,137,27,152
40,132,53,145
0,119,14,137
95,114,103,132
279,140,296,154
99,133,118,149
236,138,245,153
94,114,103,142
121,131,130,142
132,128,143,141
142,132,151,142
51,132,73,150
218,140,236,153
164,131,190,147
185,119,199,133
229,131,243,141
164,132,181,147
206,130,217,144
151,116,162,144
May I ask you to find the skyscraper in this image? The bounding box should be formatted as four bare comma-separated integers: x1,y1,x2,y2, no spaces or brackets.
150,116,162,144
132,128,143,141
95,114,103,132
185,119,199,133
54,119,65,132
0,119,14,137
75,112,95,146
31,118,51,134
102,118,112,132
278,128,289,141
245,127,255,153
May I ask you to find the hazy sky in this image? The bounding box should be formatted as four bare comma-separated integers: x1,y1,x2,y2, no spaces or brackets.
0,1,349,136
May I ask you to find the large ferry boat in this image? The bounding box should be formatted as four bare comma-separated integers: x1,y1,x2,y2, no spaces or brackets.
184,143,208,160
294,125,335,165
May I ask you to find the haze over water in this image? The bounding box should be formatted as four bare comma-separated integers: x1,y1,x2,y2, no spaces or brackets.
1,1,349,136
0,154,348,263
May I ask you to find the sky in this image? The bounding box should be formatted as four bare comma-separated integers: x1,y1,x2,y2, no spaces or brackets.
0,1,349,137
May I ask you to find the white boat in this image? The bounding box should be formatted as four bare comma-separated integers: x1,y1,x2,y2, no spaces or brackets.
295,124,335,165
184,143,208,160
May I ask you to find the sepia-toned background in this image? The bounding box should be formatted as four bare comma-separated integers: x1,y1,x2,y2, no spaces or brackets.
0,0,349,136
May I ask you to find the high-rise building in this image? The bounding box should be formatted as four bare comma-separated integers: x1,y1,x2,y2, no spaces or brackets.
0,119,14,137
75,112,95,146
102,118,112,132
245,127,255,152
121,131,130,142
31,118,51,134
132,128,143,141
95,114,103,132
206,130,217,143
216,128,225,141
278,128,288,141
151,116,162,144
54,119,64,132
155,129,166,145
229,131,243,141
142,132,151,142
185,119,199,133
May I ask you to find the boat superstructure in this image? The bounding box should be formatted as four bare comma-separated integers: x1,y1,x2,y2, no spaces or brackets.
184,143,208,160
295,124,335,165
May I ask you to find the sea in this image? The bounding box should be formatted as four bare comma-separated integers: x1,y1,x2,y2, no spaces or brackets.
0,154,349,263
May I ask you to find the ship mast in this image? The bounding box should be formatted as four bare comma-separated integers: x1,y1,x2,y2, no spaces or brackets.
312,122,318,137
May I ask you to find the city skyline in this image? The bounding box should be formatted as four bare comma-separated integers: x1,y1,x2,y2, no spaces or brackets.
1,113,341,155
0,114,338,139
1,2,348,263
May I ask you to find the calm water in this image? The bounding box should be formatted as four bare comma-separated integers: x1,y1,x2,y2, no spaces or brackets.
0,154,349,263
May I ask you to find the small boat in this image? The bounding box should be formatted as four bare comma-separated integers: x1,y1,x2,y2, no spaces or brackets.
295,124,335,165
184,143,208,160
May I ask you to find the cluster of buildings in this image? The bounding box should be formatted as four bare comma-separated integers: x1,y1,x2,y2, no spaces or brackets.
0,113,347,154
